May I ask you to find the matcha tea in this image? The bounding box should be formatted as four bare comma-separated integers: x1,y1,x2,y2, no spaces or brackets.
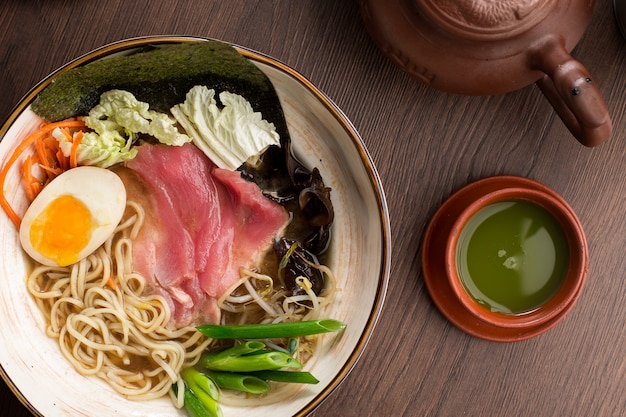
455,200,569,315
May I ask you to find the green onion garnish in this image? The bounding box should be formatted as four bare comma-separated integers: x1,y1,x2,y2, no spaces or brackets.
196,318,346,340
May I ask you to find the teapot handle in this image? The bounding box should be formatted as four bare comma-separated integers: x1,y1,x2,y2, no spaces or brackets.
532,37,612,147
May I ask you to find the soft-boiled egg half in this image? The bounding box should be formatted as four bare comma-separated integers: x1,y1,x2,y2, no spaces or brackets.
19,166,127,267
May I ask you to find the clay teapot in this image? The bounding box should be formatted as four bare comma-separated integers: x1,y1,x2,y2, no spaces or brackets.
359,0,612,146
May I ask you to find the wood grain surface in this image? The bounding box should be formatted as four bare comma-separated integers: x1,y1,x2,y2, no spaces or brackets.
0,0,624,416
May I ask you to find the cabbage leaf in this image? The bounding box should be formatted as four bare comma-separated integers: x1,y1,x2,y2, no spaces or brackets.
170,85,280,170
55,89,191,168
53,127,137,169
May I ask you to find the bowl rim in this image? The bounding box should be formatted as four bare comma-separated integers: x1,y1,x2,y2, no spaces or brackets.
445,186,588,329
0,35,392,417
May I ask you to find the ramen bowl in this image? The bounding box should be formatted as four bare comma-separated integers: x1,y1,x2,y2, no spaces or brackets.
0,36,390,416
423,176,588,342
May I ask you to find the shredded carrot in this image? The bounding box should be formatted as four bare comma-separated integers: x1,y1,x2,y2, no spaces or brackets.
57,148,69,172
70,131,83,168
38,133,64,180
0,119,86,228
20,155,40,202
60,128,73,142
106,276,117,290
34,134,49,172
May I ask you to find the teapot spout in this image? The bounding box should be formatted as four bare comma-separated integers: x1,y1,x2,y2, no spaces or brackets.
536,75,612,147
531,36,612,147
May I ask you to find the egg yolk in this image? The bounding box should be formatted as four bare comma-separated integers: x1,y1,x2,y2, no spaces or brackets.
29,194,94,266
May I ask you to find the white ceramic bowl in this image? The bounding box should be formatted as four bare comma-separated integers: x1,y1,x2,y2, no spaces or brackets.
0,36,390,417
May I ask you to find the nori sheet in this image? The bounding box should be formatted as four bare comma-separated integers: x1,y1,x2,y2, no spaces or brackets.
30,40,290,141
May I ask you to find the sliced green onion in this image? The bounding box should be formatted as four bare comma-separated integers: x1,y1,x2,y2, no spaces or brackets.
288,338,297,354
181,367,220,400
200,349,302,372
208,370,271,394
246,370,320,384
205,341,266,362
179,368,222,417
196,319,346,340
172,383,222,417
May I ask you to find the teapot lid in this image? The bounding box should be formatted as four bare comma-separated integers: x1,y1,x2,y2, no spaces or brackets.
359,0,593,95
416,0,558,40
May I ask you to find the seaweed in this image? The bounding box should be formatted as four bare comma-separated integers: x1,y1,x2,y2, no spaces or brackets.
30,40,290,141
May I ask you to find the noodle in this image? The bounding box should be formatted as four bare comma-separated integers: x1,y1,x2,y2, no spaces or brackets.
25,199,339,408
26,201,212,401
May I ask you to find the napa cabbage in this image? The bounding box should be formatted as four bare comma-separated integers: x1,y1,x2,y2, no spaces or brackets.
170,85,280,170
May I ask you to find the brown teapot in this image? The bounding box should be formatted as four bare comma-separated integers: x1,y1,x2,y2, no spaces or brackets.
359,0,612,146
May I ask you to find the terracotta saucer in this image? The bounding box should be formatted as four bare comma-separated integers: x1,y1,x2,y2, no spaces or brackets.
421,176,586,342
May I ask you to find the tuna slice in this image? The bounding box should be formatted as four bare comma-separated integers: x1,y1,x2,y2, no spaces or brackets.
115,143,289,328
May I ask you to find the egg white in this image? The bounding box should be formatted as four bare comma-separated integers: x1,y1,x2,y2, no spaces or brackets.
19,166,127,267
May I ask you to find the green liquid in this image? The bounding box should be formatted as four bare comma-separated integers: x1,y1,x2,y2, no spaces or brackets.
456,200,569,315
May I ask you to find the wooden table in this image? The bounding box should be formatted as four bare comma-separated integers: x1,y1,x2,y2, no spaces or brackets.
0,0,624,416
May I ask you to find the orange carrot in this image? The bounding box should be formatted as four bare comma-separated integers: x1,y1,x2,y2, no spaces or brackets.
70,131,83,168
0,119,86,228
39,133,64,180
34,133,50,173
20,155,41,202
57,148,69,172
106,276,117,290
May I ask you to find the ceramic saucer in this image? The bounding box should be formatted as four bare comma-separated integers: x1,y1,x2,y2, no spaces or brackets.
421,176,585,342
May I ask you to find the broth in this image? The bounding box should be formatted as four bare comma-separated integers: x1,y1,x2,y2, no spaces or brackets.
456,200,569,315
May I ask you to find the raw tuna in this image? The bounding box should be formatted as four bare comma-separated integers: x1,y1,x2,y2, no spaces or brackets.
116,143,288,327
